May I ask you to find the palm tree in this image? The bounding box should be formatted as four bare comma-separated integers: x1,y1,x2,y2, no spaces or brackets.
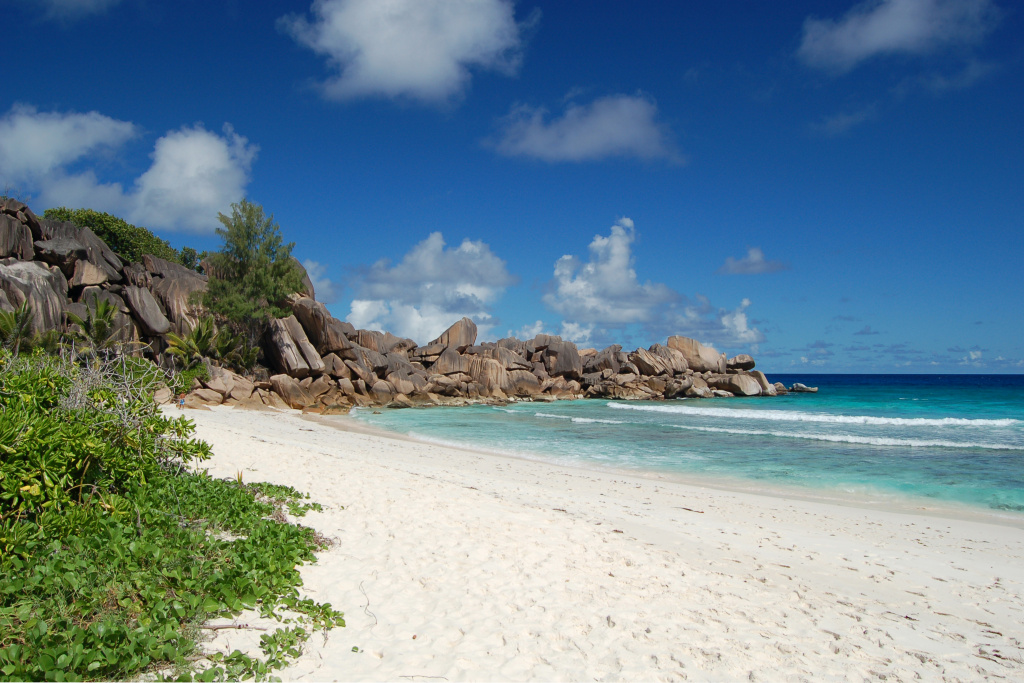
0,303,33,355
165,316,216,369
66,298,120,357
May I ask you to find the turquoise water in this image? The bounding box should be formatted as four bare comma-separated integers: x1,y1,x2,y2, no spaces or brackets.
353,375,1024,515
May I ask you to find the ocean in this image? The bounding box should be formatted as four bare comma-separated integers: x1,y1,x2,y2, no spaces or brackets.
353,374,1024,518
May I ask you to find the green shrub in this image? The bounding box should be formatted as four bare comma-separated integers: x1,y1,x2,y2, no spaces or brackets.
0,350,343,681
42,207,181,266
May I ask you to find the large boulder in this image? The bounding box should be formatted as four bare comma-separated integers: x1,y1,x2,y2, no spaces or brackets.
0,214,35,260
263,318,311,378
648,344,688,375
727,354,756,371
289,256,316,300
750,370,777,396
543,340,583,380
431,346,470,375
666,335,726,373
0,260,69,334
77,288,137,342
469,357,509,398
122,285,172,336
270,374,315,409
706,373,762,397
584,345,622,374
33,236,87,277
282,315,325,375
628,348,669,377
290,297,352,354
429,317,477,352
144,255,208,334
38,219,122,283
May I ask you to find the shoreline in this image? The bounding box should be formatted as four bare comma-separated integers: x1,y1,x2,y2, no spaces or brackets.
185,404,1024,681
328,406,1024,531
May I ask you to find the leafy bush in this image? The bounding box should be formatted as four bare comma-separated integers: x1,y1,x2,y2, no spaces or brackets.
0,351,343,681
42,207,181,266
171,363,210,396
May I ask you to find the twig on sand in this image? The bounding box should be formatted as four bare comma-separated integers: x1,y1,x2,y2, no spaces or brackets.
399,677,449,680
200,624,268,631
674,506,704,514
360,581,378,626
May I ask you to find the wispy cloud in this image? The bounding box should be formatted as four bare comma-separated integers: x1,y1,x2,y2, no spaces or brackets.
717,247,789,275
31,0,124,21
492,94,680,163
854,325,881,335
280,0,531,104
799,0,1000,74
811,104,878,136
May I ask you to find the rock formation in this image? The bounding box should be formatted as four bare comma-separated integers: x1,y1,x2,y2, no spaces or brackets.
1,199,811,413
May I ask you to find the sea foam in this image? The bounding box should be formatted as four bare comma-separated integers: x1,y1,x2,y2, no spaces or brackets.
670,425,1022,451
607,402,1019,427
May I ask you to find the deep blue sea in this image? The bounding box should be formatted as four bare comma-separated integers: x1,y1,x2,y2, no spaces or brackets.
353,375,1024,517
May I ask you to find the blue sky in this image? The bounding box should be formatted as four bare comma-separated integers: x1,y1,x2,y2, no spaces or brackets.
1,0,1021,373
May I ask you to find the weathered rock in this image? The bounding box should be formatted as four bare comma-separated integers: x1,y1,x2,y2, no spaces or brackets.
354,329,386,353
666,335,726,373
469,357,509,399
409,342,446,362
33,236,86,276
543,340,583,379
263,318,311,378
144,255,208,334
282,315,325,375
792,383,818,393
70,260,113,287
712,389,735,398
202,367,235,397
429,317,477,352
773,382,789,395
0,260,69,334
189,388,224,406
153,387,172,404
484,346,531,371
629,348,669,376
370,379,395,404
308,375,335,398
685,375,713,398
122,263,152,289
290,297,352,354
342,345,388,376
270,374,315,409
727,354,756,371
344,359,377,386
750,370,777,396
122,285,172,336
38,219,122,282
584,345,622,374
321,353,351,378
664,377,694,399
706,373,762,397
229,375,255,401
431,346,470,375
649,344,689,375
336,378,356,397
507,369,543,396
0,214,35,260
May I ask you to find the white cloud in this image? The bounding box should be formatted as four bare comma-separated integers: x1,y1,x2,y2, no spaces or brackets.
717,247,789,275
35,0,123,20
303,259,338,304
493,95,679,162
280,0,528,103
0,104,137,181
512,320,548,339
799,0,999,73
811,105,878,136
543,218,677,325
347,232,515,343
128,124,257,232
0,106,257,233
542,218,765,349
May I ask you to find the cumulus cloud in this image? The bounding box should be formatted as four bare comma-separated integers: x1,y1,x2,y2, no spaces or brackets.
128,124,257,232
717,247,789,275
347,232,516,343
854,325,881,335
542,218,764,349
0,105,257,233
280,0,529,103
303,260,339,304
493,95,680,162
799,0,1000,73
0,104,137,181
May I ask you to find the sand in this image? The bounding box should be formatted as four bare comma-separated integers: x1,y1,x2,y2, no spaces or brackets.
181,404,1024,681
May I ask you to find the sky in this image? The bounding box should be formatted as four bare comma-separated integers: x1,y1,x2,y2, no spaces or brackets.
1,0,1022,373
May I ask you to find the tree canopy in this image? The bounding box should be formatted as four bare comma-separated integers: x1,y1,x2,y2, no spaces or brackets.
203,199,303,329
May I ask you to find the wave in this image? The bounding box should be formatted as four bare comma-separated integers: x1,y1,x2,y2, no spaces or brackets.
670,425,1022,451
534,412,624,425
606,402,1019,427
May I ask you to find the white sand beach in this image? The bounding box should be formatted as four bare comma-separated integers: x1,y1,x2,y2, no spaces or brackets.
185,405,1024,681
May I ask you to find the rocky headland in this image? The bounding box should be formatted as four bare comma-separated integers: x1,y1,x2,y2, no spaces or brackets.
1,198,814,413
